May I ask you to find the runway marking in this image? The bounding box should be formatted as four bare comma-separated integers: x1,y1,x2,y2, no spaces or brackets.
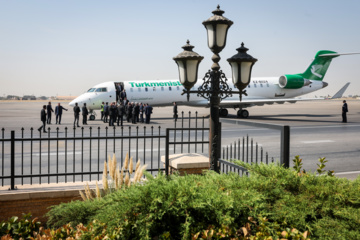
301,140,334,144
33,151,82,156
292,124,360,129
335,171,360,175
222,124,360,133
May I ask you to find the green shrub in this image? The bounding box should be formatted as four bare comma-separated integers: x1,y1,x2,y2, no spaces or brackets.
46,197,103,228
44,159,360,239
0,213,41,239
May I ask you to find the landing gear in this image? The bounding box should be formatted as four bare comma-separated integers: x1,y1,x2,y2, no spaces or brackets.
89,110,96,121
219,108,228,117
237,109,249,118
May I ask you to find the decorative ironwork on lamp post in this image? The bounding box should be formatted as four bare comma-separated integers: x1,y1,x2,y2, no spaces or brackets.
173,5,257,172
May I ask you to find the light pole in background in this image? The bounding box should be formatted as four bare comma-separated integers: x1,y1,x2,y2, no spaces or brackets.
173,5,257,172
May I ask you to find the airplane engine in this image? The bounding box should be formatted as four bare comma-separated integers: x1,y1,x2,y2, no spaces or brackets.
279,74,311,89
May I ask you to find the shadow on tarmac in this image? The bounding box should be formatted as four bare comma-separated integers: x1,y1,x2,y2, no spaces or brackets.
226,114,341,123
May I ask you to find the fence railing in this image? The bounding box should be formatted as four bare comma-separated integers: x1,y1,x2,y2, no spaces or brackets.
219,118,290,175
1,111,290,190
1,113,209,190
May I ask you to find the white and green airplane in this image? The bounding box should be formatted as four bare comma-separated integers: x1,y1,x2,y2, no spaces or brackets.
69,50,356,119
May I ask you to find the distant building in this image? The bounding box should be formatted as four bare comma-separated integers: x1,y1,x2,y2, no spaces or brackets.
38,96,48,100
22,95,36,100
6,95,20,100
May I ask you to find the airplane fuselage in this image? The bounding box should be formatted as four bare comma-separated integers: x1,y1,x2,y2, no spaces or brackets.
69,77,325,111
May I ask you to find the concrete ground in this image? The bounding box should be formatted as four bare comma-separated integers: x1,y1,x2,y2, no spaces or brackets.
0,99,359,195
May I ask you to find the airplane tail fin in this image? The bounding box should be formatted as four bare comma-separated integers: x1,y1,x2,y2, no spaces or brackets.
298,50,339,81
331,82,350,99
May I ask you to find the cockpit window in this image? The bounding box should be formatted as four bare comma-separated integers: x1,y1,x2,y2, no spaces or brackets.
87,88,96,92
95,88,107,92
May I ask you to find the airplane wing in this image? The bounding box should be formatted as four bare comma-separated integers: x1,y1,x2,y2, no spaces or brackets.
331,82,350,99
218,97,322,108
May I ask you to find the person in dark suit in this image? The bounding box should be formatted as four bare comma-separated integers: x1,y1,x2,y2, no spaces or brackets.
342,100,348,123
55,103,68,124
126,102,133,123
139,103,144,123
103,102,109,123
46,102,54,124
116,84,121,102
173,102,178,122
145,103,153,124
123,97,129,109
117,102,125,126
82,103,89,125
133,102,140,123
109,102,117,126
38,105,47,133
120,90,127,102
73,103,80,127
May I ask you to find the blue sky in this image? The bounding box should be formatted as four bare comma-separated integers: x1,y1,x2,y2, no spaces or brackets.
1,0,359,97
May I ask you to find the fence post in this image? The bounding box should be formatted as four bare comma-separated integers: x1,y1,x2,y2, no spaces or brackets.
281,125,290,168
165,129,170,176
10,130,15,190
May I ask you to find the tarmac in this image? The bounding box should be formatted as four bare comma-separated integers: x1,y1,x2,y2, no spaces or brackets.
1,99,360,196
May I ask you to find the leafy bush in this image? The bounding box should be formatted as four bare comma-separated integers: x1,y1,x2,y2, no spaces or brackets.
0,213,41,239
45,160,360,239
46,197,102,228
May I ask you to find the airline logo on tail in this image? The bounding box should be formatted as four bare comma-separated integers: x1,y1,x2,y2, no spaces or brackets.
311,65,323,78
299,50,339,81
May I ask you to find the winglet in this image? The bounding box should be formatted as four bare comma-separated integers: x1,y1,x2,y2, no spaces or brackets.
331,82,350,99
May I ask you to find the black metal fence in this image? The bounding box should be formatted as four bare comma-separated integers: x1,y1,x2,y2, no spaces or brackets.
1,111,290,190
0,113,209,190
219,118,290,175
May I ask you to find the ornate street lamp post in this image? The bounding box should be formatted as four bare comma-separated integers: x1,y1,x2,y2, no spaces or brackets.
173,5,257,172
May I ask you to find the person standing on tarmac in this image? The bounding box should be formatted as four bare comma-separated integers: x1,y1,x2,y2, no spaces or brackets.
342,100,348,123
127,102,133,123
117,102,125,126
82,103,89,125
104,102,109,123
46,102,54,124
38,105,47,133
173,102,178,122
139,103,144,123
145,103,153,124
109,102,117,126
132,102,139,124
55,103,68,124
100,102,104,121
135,102,140,123
73,103,80,127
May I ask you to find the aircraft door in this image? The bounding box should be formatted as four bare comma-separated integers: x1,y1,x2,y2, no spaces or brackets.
115,82,126,103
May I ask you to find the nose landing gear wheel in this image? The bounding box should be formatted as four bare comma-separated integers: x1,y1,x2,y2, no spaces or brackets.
89,115,96,121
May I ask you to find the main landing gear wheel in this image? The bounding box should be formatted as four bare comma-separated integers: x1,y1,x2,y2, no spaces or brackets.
219,108,228,117
237,109,249,118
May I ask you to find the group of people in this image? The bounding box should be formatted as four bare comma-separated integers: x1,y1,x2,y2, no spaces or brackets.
40,100,349,133
38,102,68,132
100,101,153,126
72,102,89,127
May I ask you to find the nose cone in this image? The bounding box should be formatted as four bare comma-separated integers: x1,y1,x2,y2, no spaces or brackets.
69,99,76,107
